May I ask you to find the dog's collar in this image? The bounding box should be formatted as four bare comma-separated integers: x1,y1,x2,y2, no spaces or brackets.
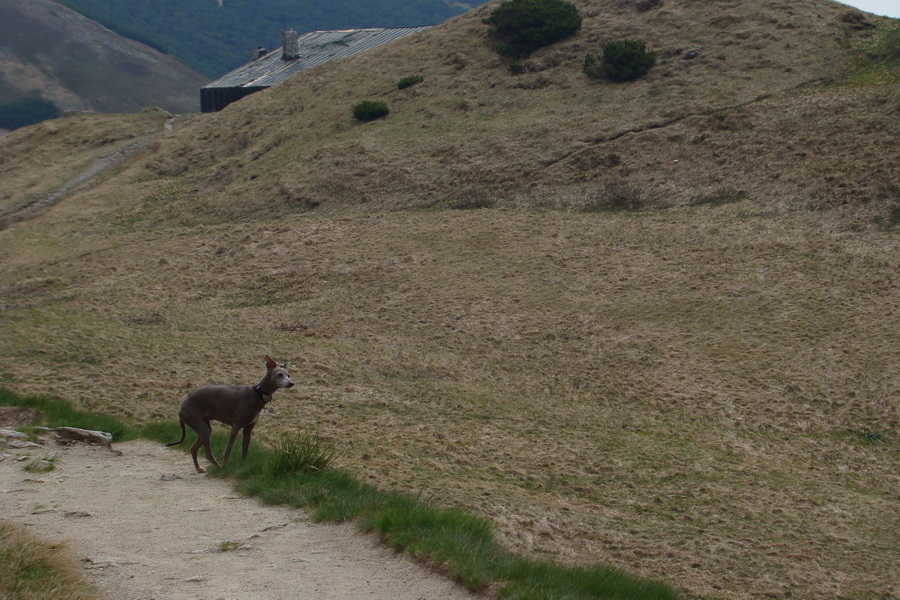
253,384,273,404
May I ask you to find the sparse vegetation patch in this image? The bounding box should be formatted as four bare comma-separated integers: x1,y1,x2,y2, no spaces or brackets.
217,540,242,552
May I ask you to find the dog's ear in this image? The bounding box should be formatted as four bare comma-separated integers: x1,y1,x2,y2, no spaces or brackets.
264,355,277,370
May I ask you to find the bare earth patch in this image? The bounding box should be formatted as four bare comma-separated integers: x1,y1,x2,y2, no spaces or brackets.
0,436,478,600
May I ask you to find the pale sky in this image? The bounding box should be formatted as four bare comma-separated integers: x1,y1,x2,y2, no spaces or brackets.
838,1,900,18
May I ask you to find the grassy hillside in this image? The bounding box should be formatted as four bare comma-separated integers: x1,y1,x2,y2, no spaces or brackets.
94,0,899,224
57,0,490,78
0,1,898,599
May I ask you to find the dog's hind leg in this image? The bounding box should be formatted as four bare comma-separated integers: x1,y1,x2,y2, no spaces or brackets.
189,421,220,473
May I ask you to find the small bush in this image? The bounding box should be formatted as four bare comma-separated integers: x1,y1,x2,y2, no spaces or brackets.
397,74,425,89
352,100,390,122
483,0,582,57
584,40,656,82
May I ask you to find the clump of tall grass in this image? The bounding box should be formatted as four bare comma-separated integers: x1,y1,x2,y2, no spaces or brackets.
270,432,339,477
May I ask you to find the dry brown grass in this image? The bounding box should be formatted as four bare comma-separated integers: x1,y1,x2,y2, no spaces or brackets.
2,206,897,600
0,110,173,219
1,1,898,599
0,520,98,600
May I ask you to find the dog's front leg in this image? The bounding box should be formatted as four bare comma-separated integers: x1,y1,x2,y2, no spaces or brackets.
241,422,256,460
222,424,242,467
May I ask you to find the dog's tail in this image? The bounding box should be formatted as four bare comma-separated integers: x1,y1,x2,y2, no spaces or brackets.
166,419,186,447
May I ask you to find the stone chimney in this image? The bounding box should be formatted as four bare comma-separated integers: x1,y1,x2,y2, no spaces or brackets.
281,29,299,60
251,46,266,60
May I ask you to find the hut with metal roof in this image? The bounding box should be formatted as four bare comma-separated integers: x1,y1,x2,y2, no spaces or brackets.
200,26,430,113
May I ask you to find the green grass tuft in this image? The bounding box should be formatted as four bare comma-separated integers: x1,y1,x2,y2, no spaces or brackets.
217,540,241,552
270,431,340,477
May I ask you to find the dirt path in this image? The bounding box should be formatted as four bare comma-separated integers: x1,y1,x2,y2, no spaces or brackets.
0,431,478,600
0,116,174,231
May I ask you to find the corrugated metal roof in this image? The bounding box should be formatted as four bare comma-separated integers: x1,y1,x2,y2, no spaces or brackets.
203,27,431,90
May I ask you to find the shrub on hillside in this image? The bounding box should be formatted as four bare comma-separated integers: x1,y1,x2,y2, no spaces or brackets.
583,40,656,82
397,74,425,89
352,100,390,122
483,0,582,57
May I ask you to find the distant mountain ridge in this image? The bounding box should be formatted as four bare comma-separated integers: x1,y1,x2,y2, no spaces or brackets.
55,0,490,78
0,0,208,120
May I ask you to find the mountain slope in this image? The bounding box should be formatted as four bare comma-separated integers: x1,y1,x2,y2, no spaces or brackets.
0,0,208,116
57,0,491,78
0,1,898,599
113,0,898,223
